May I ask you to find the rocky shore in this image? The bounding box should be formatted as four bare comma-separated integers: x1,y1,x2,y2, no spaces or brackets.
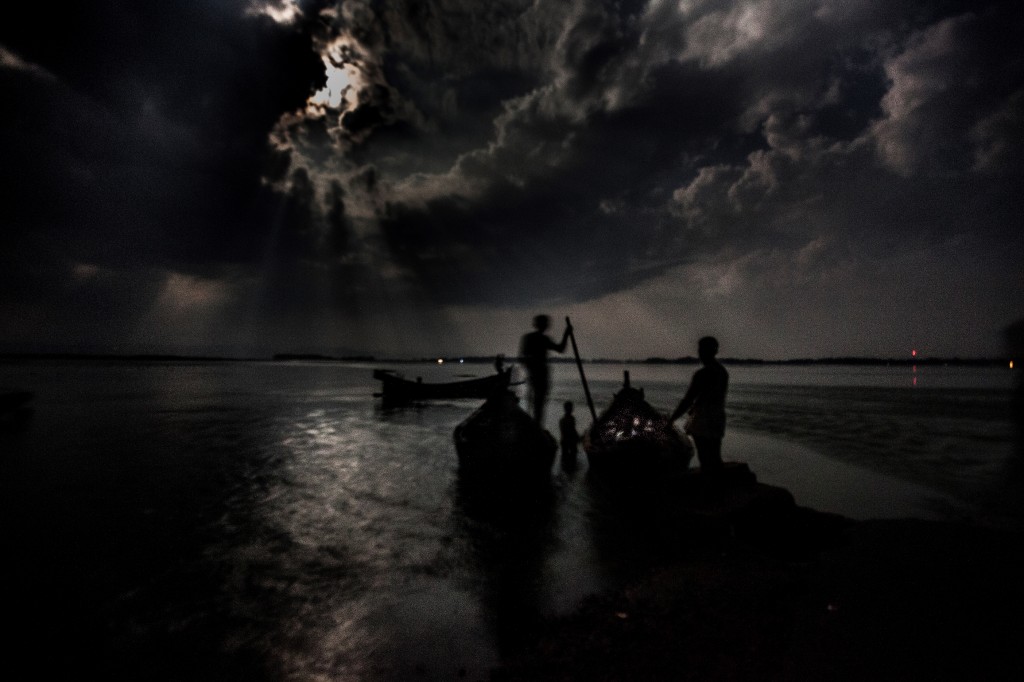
489,465,1024,681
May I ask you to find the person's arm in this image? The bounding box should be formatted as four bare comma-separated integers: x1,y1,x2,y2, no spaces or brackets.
668,371,701,423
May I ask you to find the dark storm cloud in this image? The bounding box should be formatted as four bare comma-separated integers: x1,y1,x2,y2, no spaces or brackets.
1,8,321,264
0,2,335,348
2,0,1021,356
311,0,1021,310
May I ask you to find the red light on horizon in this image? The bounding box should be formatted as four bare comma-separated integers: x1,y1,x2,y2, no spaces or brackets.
911,349,917,357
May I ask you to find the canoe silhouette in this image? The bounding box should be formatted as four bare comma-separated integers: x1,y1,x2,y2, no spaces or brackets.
453,390,556,483
373,367,512,405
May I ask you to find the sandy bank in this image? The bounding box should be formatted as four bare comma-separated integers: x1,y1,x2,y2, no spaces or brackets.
491,479,1024,681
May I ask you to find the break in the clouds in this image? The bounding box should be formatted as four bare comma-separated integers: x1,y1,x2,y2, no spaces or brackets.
1,1,1021,358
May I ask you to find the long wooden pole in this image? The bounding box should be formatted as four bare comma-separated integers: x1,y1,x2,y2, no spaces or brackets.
566,316,598,423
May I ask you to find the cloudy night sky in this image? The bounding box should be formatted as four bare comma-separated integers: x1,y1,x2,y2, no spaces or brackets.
1,0,1021,360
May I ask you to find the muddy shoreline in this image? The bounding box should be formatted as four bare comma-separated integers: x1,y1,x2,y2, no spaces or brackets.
490,500,1024,681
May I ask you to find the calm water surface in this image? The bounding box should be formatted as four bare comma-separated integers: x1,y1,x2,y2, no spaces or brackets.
0,359,1018,680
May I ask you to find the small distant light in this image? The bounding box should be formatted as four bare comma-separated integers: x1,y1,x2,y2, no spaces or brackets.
459,358,464,364
911,349,917,357
437,358,444,364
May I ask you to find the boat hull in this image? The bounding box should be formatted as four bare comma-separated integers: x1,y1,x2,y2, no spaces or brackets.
374,368,512,405
453,391,556,484
584,384,694,484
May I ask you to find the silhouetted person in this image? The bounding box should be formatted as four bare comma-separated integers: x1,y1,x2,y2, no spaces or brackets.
559,401,580,471
669,336,728,481
520,315,571,424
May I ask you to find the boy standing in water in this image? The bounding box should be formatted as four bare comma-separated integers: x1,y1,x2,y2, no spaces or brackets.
668,336,728,481
559,400,580,471
520,314,571,424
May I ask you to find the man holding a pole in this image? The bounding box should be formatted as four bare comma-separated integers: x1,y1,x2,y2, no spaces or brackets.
520,314,571,425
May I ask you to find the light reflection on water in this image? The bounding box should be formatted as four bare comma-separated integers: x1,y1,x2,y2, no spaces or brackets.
0,359,1019,680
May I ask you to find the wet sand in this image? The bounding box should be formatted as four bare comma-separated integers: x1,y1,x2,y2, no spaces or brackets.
491,514,1024,681
727,430,983,523
490,436,1024,681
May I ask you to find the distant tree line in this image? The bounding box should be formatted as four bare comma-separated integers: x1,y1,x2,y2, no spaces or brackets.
383,355,1010,366
0,352,1008,366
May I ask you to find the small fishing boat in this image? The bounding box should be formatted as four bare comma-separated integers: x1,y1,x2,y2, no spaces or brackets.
583,371,694,482
453,390,556,484
373,366,512,405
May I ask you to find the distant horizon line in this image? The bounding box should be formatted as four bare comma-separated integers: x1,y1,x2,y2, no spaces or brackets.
0,351,1012,366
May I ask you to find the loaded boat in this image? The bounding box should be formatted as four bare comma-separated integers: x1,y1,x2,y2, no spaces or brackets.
583,371,694,483
582,372,787,538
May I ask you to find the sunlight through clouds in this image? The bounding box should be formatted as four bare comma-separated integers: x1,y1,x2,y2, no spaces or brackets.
246,0,303,26
307,55,364,115
0,44,54,79
153,271,232,317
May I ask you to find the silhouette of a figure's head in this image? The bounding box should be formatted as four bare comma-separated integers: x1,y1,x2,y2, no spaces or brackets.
533,314,550,332
563,400,574,414
698,336,719,362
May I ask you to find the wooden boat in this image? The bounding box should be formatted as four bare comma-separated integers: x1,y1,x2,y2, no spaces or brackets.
373,367,512,405
583,372,693,482
453,390,556,484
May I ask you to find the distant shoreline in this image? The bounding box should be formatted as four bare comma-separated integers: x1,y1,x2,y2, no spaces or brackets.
0,352,1010,367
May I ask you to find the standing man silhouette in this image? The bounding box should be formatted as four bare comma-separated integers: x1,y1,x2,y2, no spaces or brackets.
520,315,571,425
669,336,728,481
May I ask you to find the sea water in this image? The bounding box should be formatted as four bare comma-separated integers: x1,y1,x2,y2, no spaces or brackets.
0,359,1018,680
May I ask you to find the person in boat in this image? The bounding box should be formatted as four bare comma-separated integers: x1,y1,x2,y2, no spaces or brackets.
668,336,728,481
559,400,580,471
520,314,571,424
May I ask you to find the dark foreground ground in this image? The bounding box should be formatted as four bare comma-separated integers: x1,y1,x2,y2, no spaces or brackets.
490,509,1024,682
